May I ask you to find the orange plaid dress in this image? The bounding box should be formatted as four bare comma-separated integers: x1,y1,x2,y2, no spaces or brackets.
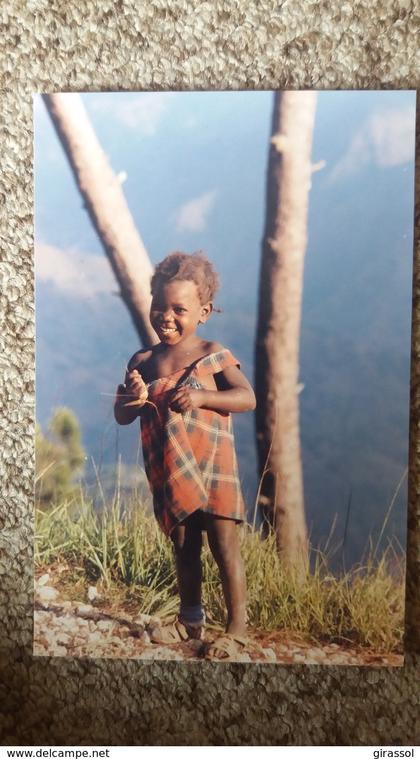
140,348,245,536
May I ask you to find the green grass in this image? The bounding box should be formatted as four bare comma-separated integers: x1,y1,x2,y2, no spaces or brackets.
35,491,405,652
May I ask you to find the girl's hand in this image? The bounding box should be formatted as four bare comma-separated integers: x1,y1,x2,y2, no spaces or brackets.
124,369,148,407
170,386,204,413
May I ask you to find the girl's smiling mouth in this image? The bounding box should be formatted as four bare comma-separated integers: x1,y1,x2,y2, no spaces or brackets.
159,325,179,336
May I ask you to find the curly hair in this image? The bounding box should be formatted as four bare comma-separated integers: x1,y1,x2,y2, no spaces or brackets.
151,251,220,305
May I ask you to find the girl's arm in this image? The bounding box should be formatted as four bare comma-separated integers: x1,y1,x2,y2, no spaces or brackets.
114,382,142,425
170,364,256,414
114,352,150,425
201,365,256,412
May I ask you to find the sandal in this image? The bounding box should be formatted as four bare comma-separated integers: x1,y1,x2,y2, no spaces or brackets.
204,634,249,661
150,619,204,644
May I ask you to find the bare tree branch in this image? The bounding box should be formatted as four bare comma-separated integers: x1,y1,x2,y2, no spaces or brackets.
43,93,157,347
255,91,317,570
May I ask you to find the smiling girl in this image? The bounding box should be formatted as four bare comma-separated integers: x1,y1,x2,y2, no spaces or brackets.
114,251,255,660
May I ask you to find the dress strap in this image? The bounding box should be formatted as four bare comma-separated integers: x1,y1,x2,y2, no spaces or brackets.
193,349,240,377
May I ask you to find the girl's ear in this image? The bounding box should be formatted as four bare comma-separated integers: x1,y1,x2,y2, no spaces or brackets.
199,301,213,323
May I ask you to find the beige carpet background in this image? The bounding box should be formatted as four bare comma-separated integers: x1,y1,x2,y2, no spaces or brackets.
0,0,419,745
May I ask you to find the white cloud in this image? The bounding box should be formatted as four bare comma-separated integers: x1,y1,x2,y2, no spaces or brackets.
369,109,415,167
329,106,415,182
35,243,115,298
89,93,174,136
174,190,217,233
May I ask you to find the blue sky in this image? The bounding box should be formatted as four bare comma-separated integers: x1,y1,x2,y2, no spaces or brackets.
35,90,416,307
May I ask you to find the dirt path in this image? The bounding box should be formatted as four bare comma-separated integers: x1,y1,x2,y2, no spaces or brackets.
33,573,403,666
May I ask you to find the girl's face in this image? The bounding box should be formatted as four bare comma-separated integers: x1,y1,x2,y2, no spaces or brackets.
150,279,212,346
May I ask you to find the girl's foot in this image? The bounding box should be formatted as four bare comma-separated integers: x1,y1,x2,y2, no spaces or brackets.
150,619,204,644
204,633,249,661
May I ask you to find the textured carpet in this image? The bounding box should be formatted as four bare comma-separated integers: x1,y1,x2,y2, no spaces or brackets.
0,0,419,746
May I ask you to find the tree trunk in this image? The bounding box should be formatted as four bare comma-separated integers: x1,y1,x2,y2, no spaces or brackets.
43,93,157,347
255,91,317,570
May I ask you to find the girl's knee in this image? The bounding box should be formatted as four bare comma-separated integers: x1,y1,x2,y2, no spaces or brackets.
170,525,185,552
207,519,241,565
171,529,202,563
210,533,230,562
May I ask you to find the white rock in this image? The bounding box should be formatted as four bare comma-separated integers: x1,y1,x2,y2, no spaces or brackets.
36,586,59,602
60,616,79,629
262,647,277,661
87,586,100,602
37,573,50,587
76,604,94,616
292,653,307,663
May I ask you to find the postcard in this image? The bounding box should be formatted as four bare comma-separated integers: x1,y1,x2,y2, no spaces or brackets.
34,90,416,665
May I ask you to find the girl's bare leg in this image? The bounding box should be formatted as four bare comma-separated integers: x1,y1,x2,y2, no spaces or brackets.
204,515,247,636
150,513,204,644
171,512,203,609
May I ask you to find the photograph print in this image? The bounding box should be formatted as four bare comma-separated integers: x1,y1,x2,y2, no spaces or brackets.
34,89,416,665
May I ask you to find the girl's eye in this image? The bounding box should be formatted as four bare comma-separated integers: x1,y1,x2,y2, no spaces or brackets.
174,307,186,314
